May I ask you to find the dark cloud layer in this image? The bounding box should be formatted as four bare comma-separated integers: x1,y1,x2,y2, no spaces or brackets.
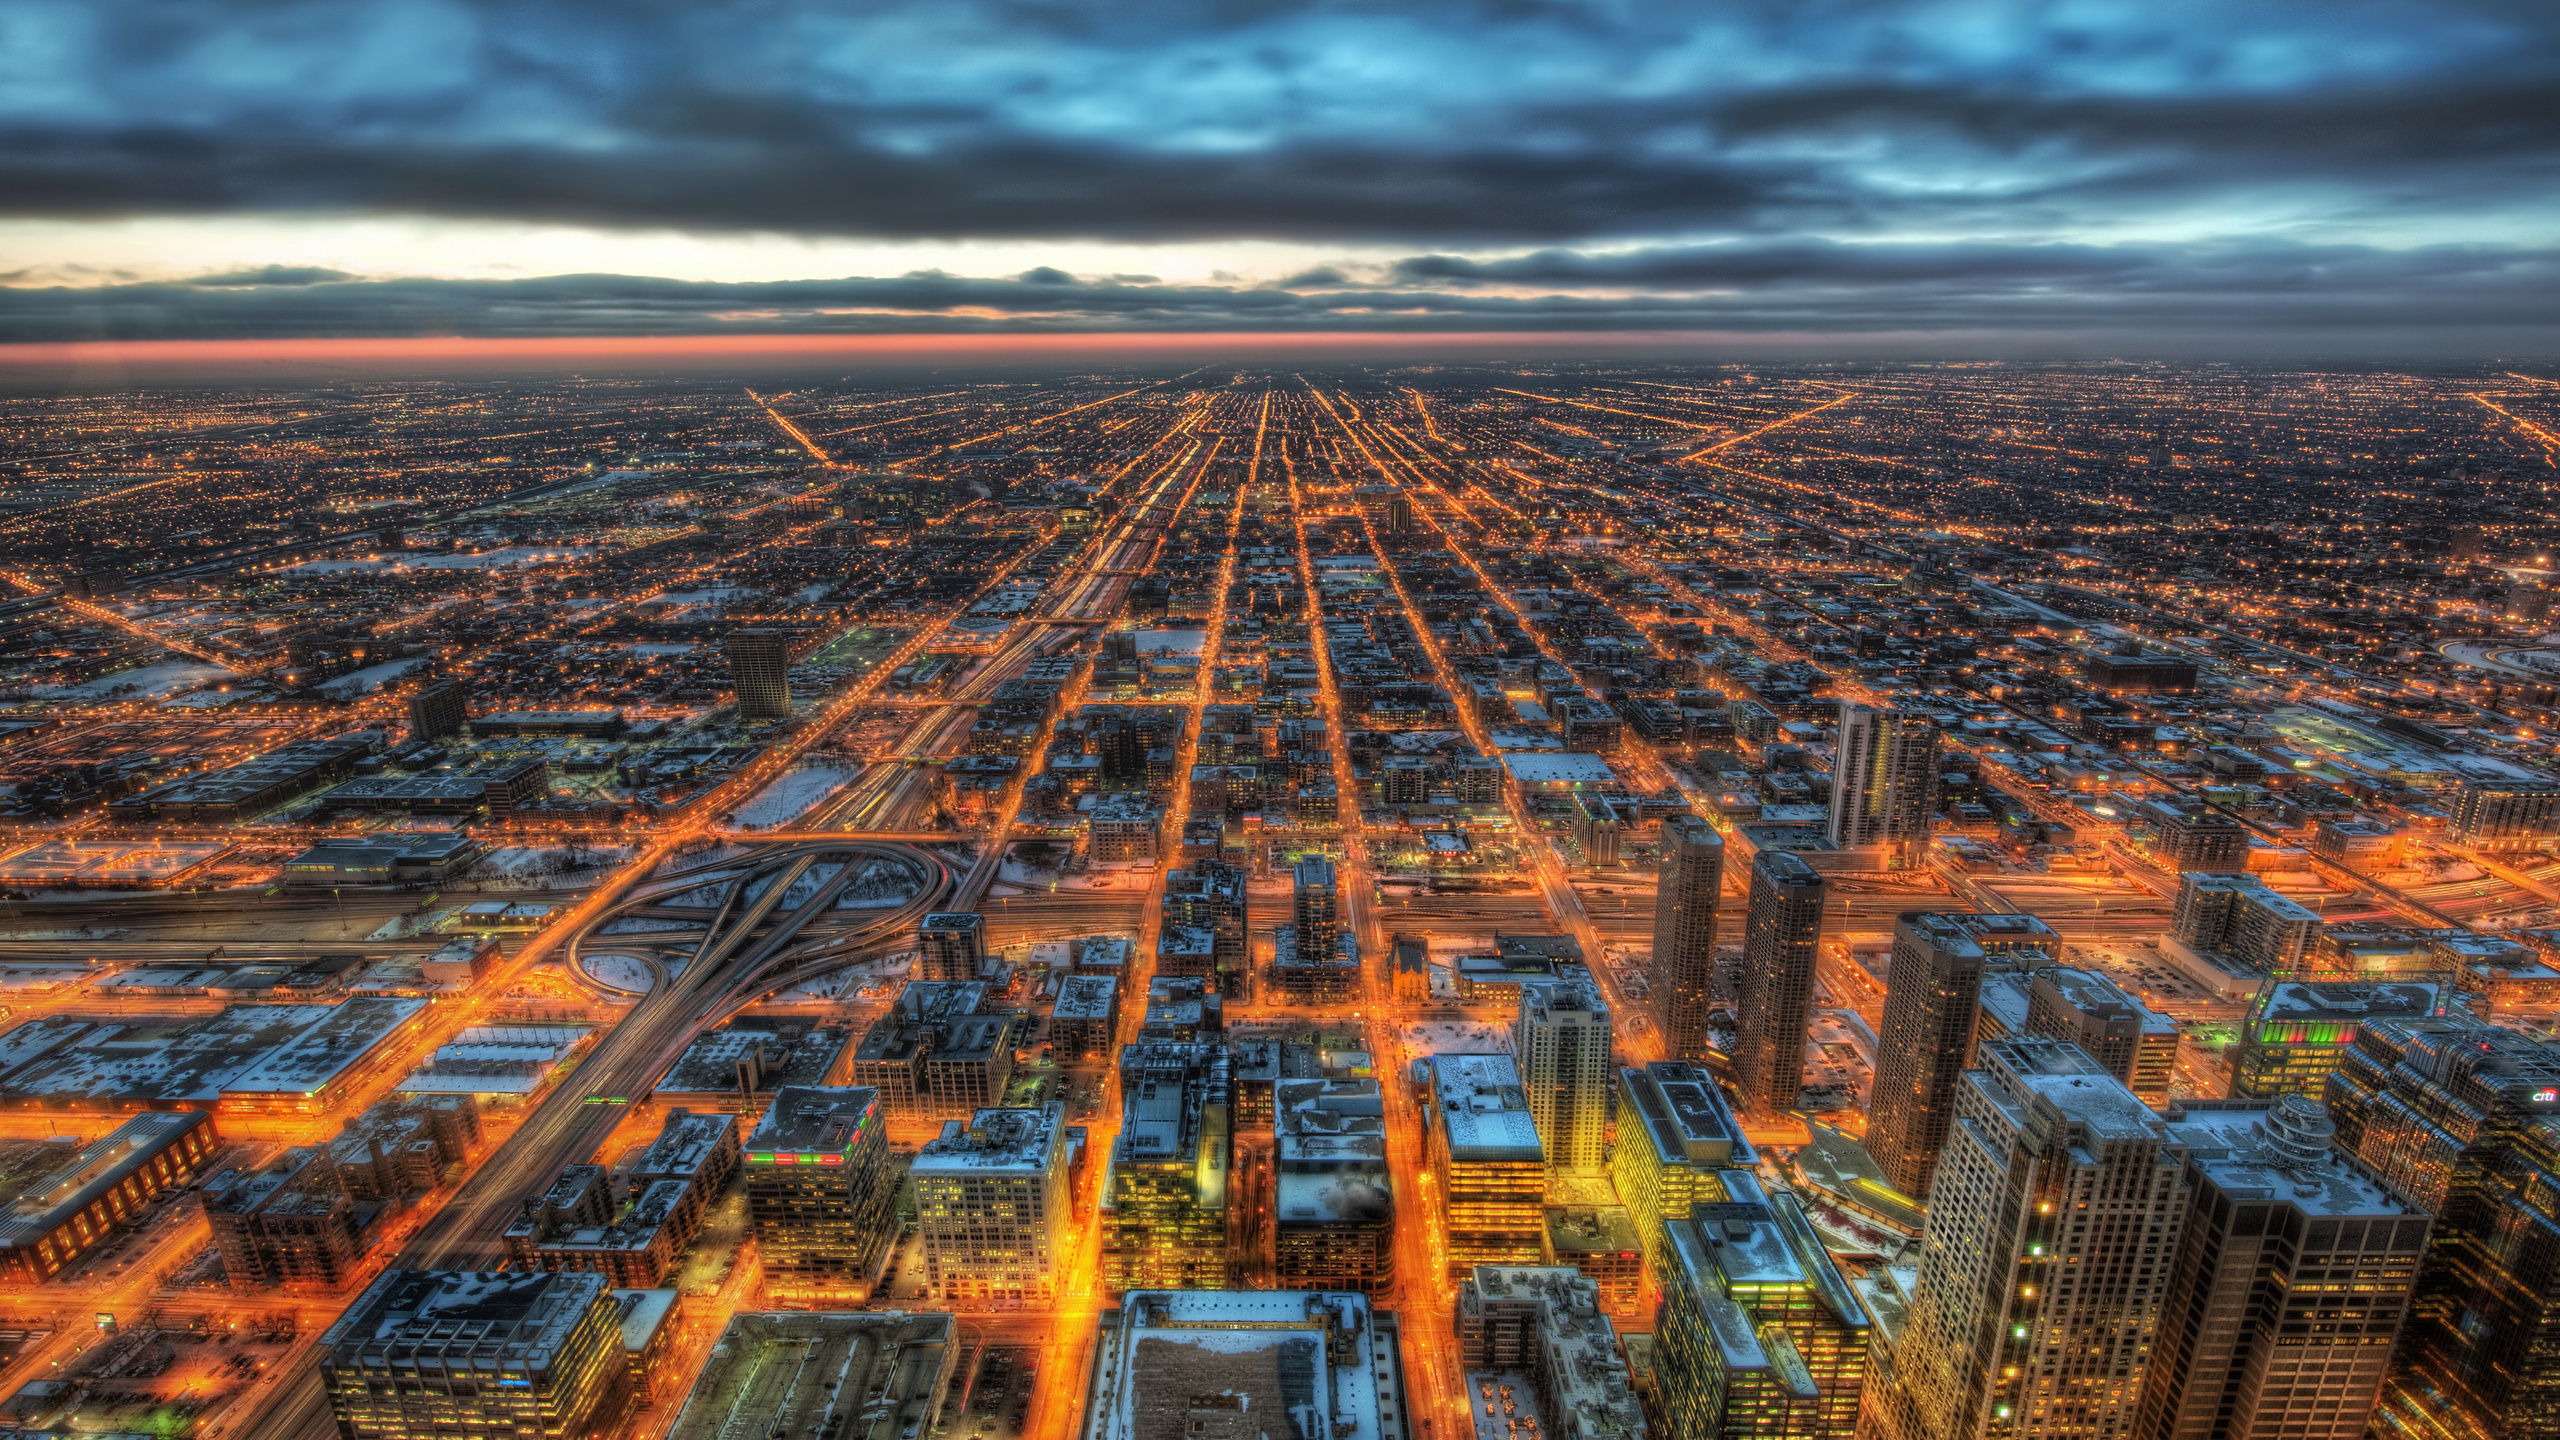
7,240,2556,347
5,0,2559,343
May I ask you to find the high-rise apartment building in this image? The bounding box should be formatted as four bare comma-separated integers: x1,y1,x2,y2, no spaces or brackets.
1864,911,1992,1203
1102,1042,1234,1293
2025,968,2178,1106
2129,798,2251,874
1656,816,1726,1060
912,1104,1073,1306
2448,768,2560,851
320,1270,633,1440
2171,871,2320,972
724,628,793,719
1426,1053,1546,1277
2326,1017,2560,1438
1294,855,1338,947
1163,858,1250,996
743,1086,898,1293
917,912,986,982
1733,851,1824,1116
1614,1062,1755,1285
1514,963,1611,1180
2134,1095,2425,1440
1828,706,1941,850
1863,1039,2187,1440
1272,855,1358,1004
405,677,467,741
1658,1172,1873,1439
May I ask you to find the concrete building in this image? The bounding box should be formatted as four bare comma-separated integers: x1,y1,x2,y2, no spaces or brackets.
2229,979,2445,1099
918,911,987,983
1458,1266,1646,1440
1613,1062,1755,1287
1088,793,1163,861
1862,1039,2184,1440
2326,1017,2560,1438
404,678,468,741
1426,1054,1546,1278
743,1087,898,1294
2129,798,2250,874
1863,911,1991,1204
202,1144,371,1291
1048,974,1121,1059
1828,706,1941,851
2171,871,2320,972
2134,1096,2424,1440
912,1104,1073,1305
1656,817,1727,1061
1272,859,1361,1006
505,1111,739,1289
724,628,792,719
1514,963,1611,1181
1734,851,1825,1116
1274,1077,1394,1295
1540,1198,1644,1318
0,1109,220,1283
668,1312,956,1440
851,980,1016,1119
2449,770,2560,851
1163,858,1250,996
1081,1290,1412,1440
2024,968,2179,1106
1658,1172,1872,1440
320,1270,633,1440
652,1019,853,1110
1102,1043,1234,1294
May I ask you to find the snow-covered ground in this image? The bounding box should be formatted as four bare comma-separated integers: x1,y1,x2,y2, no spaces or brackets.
284,546,593,576
601,916,696,935
33,660,230,701
319,656,429,699
585,954,657,992
732,766,855,828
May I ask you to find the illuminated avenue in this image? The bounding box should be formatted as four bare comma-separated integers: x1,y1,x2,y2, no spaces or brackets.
0,363,2552,1440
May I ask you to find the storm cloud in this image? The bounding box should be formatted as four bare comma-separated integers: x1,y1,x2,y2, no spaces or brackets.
4,0,2558,344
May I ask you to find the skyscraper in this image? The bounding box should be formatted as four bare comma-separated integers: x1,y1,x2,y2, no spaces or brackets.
1613,1062,1755,1286
1863,911,1990,1202
2325,1016,2560,1437
743,1086,898,1294
1655,816,1726,1060
1732,851,1824,1117
911,1104,1072,1306
405,677,467,741
1293,855,1338,948
1513,963,1611,1180
1658,1172,1873,1439
1426,1053,1546,1277
2134,1095,2424,1440
1828,705,1941,851
1863,1039,2186,1440
725,628,793,719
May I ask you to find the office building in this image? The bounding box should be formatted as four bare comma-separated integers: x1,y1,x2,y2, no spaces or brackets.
1275,1077,1394,1294
917,911,986,982
1828,705,1941,851
1863,911,1991,1203
2229,979,2444,1099
1514,963,1611,1180
724,628,792,719
1458,1266,1647,1440
668,1312,956,1440
1082,1290,1411,1440
743,1087,897,1293
2172,871,2321,972
1163,858,1250,997
1049,973,1120,1059
2086,654,2200,694
2129,798,2251,874
505,1110,739,1289
912,1104,1073,1305
1614,1063,1755,1285
0,1109,220,1283
1658,1172,1872,1440
1863,1039,2184,1440
2449,771,2560,852
851,980,1016,1118
1273,855,1359,1004
2326,1017,2560,1438
405,678,468,741
2135,1095,2424,1440
1542,1197,1643,1317
320,1269,633,1440
2025,968,2179,1106
1733,851,1824,1116
1656,816,1727,1061
1427,1054,1546,1278
1102,1042,1234,1293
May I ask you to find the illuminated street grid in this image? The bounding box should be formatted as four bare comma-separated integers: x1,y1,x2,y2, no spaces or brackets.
0,364,2548,1439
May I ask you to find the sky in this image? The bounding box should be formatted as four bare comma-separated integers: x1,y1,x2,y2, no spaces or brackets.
3,0,2557,358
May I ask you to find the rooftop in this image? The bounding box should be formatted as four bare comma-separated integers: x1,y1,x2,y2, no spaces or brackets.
668,1311,956,1440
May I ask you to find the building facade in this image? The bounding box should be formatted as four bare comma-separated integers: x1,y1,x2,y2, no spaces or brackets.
1733,851,1825,1117
1514,964,1612,1180
743,1086,898,1294
1828,706,1941,851
1863,911,1990,1203
1656,817,1727,1061
911,1104,1073,1306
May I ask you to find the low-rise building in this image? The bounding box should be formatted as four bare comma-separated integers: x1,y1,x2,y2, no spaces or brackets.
320,1270,634,1440
1082,1291,1411,1440
668,1312,956,1440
